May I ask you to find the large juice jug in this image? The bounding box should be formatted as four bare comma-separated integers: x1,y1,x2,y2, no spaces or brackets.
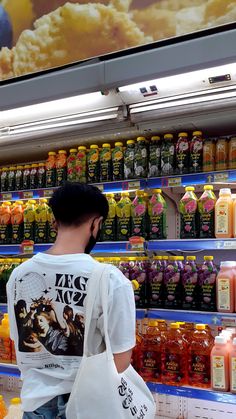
0,395,7,418
35,199,49,243
148,256,164,308
76,146,87,183
216,261,235,313
0,317,11,363
101,193,116,241
23,200,36,241
182,255,198,310
45,151,56,188
100,143,112,182
162,323,187,386
139,320,163,382
179,186,198,239
116,192,131,241
11,200,24,244
198,185,216,238
148,136,161,177
148,189,167,240
131,190,147,238
198,256,217,311
211,335,229,392
163,256,182,309
47,205,57,243
5,398,22,419
0,202,12,245
189,324,213,388
230,337,236,393
215,188,233,238
56,150,67,186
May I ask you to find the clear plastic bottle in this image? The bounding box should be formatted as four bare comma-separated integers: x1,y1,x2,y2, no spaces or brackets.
215,188,233,238
216,261,236,313
188,324,213,388
124,140,135,179
5,398,22,419
211,335,229,392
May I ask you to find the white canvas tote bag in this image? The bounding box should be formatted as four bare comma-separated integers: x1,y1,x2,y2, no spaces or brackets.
66,262,156,419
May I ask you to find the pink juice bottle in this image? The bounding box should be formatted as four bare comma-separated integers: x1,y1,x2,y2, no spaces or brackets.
182,255,198,310
211,335,229,392
131,190,147,239
163,256,182,309
149,256,164,308
198,256,218,311
179,186,198,239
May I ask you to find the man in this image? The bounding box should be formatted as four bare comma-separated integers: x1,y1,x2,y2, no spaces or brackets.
7,182,136,419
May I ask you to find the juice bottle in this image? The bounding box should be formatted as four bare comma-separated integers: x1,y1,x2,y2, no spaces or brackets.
76,146,87,183
0,202,12,244
190,130,203,173
131,190,147,238
101,193,116,241
162,323,187,386
15,165,23,191
30,163,38,189
198,185,216,238
176,132,189,174
148,189,167,240
5,398,22,419
35,199,49,243
182,255,198,310
134,137,148,178
228,136,236,169
67,149,77,182
46,151,56,187
211,335,229,392
163,256,182,309
38,163,46,188
232,197,236,238
230,337,236,393
130,257,148,308
116,192,131,241
148,136,161,178
124,140,135,180
215,188,233,238
100,143,112,182
87,145,100,183
189,324,213,388
11,339,16,364
179,186,198,239
0,317,11,363
148,256,164,308
132,325,143,372
8,166,16,191
22,165,31,190
11,200,24,244
216,261,235,313
161,133,175,175
203,139,215,172
47,205,57,243
112,142,124,181
118,257,130,279
0,395,7,418
56,150,67,186
0,167,8,192
198,256,217,311
23,200,36,241
139,320,163,382
215,138,228,171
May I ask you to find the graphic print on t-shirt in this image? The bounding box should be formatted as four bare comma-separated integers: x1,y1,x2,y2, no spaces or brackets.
14,271,87,356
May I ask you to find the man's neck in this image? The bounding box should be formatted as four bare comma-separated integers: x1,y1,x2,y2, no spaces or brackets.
46,227,87,255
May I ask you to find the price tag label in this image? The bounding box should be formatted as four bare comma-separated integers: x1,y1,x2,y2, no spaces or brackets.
128,181,140,190
223,241,236,249
23,191,34,199
168,177,182,187
222,317,236,327
2,193,12,201
128,237,145,251
43,189,54,198
214,172,228,183
23,245,34,254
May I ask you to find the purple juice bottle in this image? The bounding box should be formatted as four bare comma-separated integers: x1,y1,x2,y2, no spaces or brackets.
149,256,164,308
182,256,198,310
118,258,130,279
164,256,183,309
129,257,148,308
198,256,218,311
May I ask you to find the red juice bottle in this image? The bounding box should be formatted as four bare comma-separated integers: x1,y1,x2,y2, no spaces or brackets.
139,320,163,382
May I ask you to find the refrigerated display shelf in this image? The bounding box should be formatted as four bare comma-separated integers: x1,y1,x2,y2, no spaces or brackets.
148,309,236,326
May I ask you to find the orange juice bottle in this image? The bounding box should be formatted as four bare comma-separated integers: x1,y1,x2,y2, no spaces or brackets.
162,323,187,386
230,337,236,393
215,138,228,171
0,395,7,418
228,136,236,169
0,317,11,363
211,335,229,392
11,200,24,244
0,202,12,244
188,324,213,388
203,139,215,172
216,261,236,313
232,197,236,238
139,320,163,382
215,188,233,238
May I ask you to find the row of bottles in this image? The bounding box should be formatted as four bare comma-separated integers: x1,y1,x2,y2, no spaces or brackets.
0,259,22,303
0,199,56,244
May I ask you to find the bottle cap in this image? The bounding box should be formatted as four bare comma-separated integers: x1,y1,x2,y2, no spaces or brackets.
121,192,129,197
219,188,231,196
151,136,161,141
127,140,135,145
185,186,195,191
102,143,111,148
1,167,8,171
48,152,56,156
157,319,166,324
24,165,31,169
31,164,38,168
15,200,24,205
186,256,196,261
169,256,178,261
10,398,21,405
78,146,87,150
106,193,114,198
170,323,179,329
115,142,123,147
162,256,168,260
196,324,206,330
204,185,213,190
153,256,163,260
164,133,173,140
58,150,67,154
137,137,146,142
9,166,15,170
38,163,45,167
215,336,227,344
16,165,23,169
153,188,162,194
176,256,184,261
28,200,36,204
193,131,202,136
204,256,213,261
178,132,188,137
148,320,159,327
136,190,144,196
131,280,139,291
70,148,77,153
40,198,48,203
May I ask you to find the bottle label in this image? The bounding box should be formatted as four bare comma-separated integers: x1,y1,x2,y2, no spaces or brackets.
163,352,184,382
148,145,160,177
231,357,236,391
24,222,34,240
12,224,23,244
117,218,130,241
218,278,230,310
112,147,124,181
212,355,226,389
215,203,229,235
189,353,210,384
0,337,11,361
101,218,115,241
35,222,47,243
140,349,162,381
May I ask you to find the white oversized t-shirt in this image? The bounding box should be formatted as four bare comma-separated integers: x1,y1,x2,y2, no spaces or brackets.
7,253,136,412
